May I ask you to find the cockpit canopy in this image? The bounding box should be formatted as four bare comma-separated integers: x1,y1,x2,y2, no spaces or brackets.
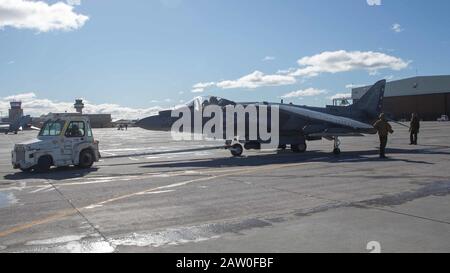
183,96,236,109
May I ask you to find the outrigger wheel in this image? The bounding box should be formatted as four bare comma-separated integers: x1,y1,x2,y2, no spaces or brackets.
230,143,243,157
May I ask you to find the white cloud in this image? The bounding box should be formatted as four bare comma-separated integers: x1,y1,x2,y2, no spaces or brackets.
276,67,296,75
391,23,404,33
66,0,81,6
281,88,327,99
288,50,410,78
191,82,216,93
262,56,276,62
367,0,381,6
0,0,89,32
328,93,351,100
190,50,408,94
0,92,162,120
191,71,296,93
345,83,365,89
216,71,296,89
3,92,37,101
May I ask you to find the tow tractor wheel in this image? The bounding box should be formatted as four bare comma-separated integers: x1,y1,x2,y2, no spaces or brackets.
291,143,307,153
333,148,341,155
37,156,52,172
230,144,243,157
79,150,95,169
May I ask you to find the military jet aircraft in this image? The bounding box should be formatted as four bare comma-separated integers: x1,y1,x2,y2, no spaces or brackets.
137,80,386,156
0,115,33,135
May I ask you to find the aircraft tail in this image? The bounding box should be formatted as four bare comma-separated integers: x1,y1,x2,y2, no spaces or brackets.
351,80,386,119
10,115,32,131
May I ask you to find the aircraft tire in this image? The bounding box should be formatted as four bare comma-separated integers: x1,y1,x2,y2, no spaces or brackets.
333,148,341,155
230,144,243,157
291,143,307,153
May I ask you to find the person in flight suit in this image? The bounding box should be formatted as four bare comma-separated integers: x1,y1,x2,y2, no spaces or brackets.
373,113,394,159
409,113,420,145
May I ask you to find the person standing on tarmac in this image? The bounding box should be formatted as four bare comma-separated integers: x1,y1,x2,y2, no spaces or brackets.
373,113,394,159
410,113,420,145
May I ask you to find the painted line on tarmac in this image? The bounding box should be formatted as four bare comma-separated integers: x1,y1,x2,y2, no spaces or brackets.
0,160,323,238
0,168,242,191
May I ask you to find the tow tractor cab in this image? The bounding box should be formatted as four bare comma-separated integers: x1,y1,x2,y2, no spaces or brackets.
12,113,100,172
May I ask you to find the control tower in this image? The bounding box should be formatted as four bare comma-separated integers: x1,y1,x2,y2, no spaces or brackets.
9,101,24,123
74,99,85,114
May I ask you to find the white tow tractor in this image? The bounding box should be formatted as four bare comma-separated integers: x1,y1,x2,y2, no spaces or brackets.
12,113,101,172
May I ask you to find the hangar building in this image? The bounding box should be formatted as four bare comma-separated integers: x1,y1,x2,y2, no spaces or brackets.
352,75,450,121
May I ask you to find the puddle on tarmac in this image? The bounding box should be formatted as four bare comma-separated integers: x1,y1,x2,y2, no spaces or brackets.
17,218,272,252
26,235,87,245
0,192,18,208
110,218,272,248
23,235,114,253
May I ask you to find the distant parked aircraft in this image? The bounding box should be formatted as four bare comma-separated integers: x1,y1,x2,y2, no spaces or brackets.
0,116,37,134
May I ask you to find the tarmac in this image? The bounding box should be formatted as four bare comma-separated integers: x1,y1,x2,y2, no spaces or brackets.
0,122,449,253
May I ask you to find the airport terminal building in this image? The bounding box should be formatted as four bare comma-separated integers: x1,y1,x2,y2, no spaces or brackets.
352,75,450,121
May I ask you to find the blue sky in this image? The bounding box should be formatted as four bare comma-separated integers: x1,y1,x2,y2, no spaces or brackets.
0,0,449,119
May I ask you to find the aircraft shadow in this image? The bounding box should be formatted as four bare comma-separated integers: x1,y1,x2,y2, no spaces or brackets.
138,147,444,169
3,147,445,180
3,166,99,181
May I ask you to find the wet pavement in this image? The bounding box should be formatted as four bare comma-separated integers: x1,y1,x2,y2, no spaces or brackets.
0,123,449,253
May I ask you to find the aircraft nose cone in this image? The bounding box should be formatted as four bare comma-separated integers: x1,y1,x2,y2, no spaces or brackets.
136,115,168,131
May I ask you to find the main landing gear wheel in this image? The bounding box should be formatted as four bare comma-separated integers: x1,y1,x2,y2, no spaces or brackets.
230,143,243,157
333,137,341,155
291,143,307,153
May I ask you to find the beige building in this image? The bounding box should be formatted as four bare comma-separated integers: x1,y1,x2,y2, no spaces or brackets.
352,75,450,121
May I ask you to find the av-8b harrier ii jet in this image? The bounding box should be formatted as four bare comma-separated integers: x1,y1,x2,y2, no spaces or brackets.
137,80,386,157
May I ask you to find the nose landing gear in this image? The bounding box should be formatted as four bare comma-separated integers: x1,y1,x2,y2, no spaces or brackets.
229,143,244,157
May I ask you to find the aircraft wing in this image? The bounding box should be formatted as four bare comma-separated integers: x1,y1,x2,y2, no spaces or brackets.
279,105,373,130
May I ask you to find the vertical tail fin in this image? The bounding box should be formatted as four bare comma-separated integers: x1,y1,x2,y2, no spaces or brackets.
10,115,31,131
351,80,386,119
